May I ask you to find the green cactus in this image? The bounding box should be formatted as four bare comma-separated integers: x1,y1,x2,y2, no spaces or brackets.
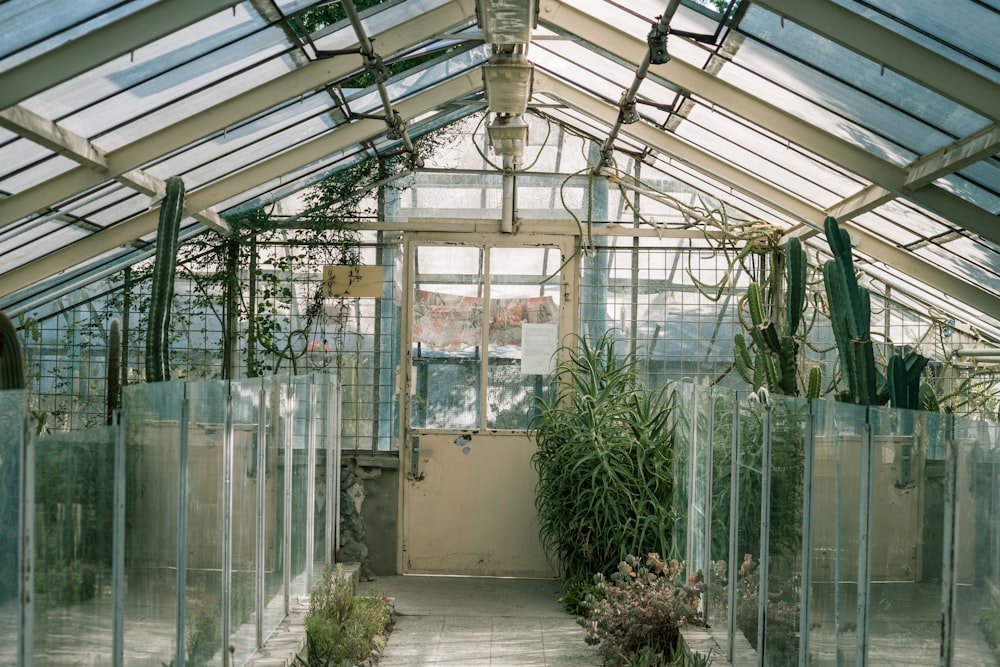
107,317,121,424
0,309,26,391
822,216,880,404
734,236,818,397
144,177,185,382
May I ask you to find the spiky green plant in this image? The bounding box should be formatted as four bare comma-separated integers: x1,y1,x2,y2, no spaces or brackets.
734,236,820,398
0,309,25,391
529,332,677,601
145,177,185,382
106,317,121,424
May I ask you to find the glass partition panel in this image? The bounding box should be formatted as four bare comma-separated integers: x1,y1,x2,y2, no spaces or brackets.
230,378,263,666
807,399,867,666
0,389,26,665
262,376,286,644
707,386,736,656
952,414,999,664
672,384,693,565
734,395,764,660
289,376,310,602
763,394,808,665
32,425,116,665
184,381,225,665
865,406,942,665
122,381,184,665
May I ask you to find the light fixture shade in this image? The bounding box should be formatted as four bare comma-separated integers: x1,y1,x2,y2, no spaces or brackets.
477,0,537,44
487,114,529,157
483,53,534,115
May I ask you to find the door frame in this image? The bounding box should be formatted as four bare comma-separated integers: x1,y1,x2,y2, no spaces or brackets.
395,230,579,574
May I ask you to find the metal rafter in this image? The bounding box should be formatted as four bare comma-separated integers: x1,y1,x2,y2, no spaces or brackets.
0,106,230,235
537,0,1000,247
0,72,481,297
532,70,1000,320
0,0,239,110
0,0,478,228
752,0,1000,124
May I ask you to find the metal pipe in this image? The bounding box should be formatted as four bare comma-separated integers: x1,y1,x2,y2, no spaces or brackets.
341,0,424,167
594,0,681,171
501,155,515,233
954,348,1000,357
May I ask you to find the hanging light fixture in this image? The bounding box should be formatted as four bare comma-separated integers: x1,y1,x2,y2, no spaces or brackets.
482,51,534,115
487,113,529,156
476,0,537,44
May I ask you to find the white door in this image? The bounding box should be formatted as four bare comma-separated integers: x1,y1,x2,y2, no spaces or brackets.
399,235,575,577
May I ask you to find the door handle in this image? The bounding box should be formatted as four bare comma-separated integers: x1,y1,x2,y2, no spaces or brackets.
409,437,432,479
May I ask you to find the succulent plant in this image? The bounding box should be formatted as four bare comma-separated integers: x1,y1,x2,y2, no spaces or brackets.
144,177,185,382
734,236,819,398
107,317,121,424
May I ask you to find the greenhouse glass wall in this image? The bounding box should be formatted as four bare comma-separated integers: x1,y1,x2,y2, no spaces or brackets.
673,383,1000,665
1,375,341,666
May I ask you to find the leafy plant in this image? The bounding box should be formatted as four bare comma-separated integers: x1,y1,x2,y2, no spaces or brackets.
582,554,705,666
530,332,677,607
305,564,392,665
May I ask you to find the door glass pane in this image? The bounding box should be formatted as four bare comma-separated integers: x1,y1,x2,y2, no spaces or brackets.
487,246,560,429
411,245,484,429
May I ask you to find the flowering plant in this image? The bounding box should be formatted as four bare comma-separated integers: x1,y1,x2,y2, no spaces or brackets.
583,553,705,665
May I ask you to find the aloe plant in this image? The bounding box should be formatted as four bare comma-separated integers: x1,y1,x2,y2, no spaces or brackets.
529,332,676,600
0,309,25,391
145,177,185,382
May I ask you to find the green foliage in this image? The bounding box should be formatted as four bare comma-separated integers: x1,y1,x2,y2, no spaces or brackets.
734,237,818,398
1,309,26,390
582,554,705,666
529,332,677,604
306,565,392,666
145,177,185,382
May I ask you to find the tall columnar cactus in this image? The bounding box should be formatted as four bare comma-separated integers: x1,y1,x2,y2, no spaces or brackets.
0,309,26,391
145,177,185,382
734,236,821,398
822,216,879,404
822,216,929,406
107,317,121,424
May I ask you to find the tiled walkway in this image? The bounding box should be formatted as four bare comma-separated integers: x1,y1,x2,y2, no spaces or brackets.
357,575,602,667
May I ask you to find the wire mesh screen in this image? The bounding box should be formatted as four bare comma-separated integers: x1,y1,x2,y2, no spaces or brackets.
578,238,754,391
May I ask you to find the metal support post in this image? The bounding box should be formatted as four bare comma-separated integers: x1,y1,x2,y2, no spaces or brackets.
940,413,958,667
757,399,773,666
306,380,318,592
18,397,34,667
283,383,293,615
855,408,874,667
726,398,740,664
112,406,126,667
222,382,234,666
702,388,715,627
255,382,267,649
175,386,191,667
798,399,816,667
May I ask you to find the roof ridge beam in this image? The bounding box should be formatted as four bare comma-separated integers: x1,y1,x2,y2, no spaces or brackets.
0,106,107,171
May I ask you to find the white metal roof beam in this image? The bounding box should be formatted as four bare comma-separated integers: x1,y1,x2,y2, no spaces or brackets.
538,0,1000,246
904,123,1000,190
0,106,230,235
0,0,239,110
0,72,481,297
532,70,1000,320
0,106,107,171
0,0,478,228
752,0,1000,124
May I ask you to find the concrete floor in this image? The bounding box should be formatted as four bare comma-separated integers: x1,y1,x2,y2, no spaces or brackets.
357,575,603,666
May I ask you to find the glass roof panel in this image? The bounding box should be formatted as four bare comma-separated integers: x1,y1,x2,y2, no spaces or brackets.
914,242,1000,299
0,154,80,197
835,0,1000,79
734,6,987,153
0,0,159,67
933,173,1000,214
0,221,89,270
19,4,271,122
